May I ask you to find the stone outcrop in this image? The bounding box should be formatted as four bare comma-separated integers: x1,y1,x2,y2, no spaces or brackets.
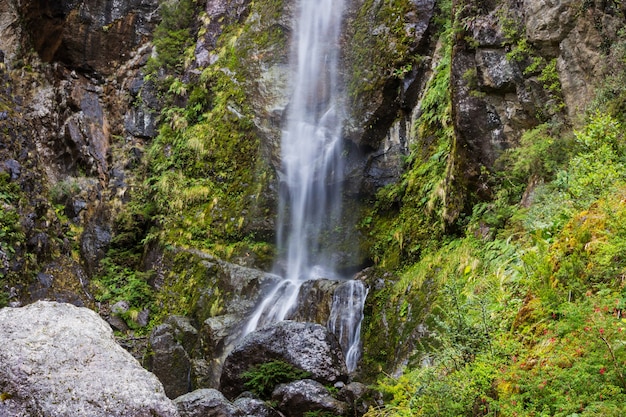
272,379,349,417
0,301,179,417
174,389,240,417
220,321,349,400
174,389,283,417
19,0,159,74
149,318,195,399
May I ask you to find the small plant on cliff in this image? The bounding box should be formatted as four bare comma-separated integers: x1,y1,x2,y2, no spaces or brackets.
0,172,24,262
241,360,311,399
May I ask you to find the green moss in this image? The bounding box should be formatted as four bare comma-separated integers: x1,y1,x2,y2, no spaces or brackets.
361,23,454,269
151,249,222,324
141,0,284,261
344,0,421,103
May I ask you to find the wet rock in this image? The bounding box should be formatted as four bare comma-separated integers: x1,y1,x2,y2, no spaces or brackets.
149,322,193,399
338,382,381,415
524,0,579,47
0,0,23,64
342,0,435,149
220,321,348,400
272,379,349,417
80,213,112,277
166,315,199,353
58,76,110,180
174,389,240,417
556,10,622,117
0,301,179,416
124,106,158,138
290,279,340,324
1,158,21,180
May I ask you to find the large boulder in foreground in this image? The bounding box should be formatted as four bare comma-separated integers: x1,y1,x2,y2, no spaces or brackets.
0,301,179,417
220,321,348,400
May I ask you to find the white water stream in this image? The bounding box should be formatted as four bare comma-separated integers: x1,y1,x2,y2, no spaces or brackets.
243,0,366,372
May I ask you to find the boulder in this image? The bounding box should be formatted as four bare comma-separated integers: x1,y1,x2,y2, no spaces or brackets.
289,279,340,324
174,389,240,417
149,321,193,399
0,301,179,416
233,394,284,417
174,389,284,417
271,379,349,417
220,321,348,400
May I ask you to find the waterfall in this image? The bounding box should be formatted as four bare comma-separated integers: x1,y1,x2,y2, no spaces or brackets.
243,0,366,371
328,280,369,372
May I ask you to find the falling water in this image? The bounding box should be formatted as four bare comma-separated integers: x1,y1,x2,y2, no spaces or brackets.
329,280,369,372
243,0,366,371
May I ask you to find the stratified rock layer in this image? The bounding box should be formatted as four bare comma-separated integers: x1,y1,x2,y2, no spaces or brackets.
0,301,179,417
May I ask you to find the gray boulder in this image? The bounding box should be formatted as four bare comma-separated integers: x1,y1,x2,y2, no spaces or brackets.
0,301,179,417
272,379,349,417
220,321,348,400
149,324,192,399
234,395,284,417
174,389,240,417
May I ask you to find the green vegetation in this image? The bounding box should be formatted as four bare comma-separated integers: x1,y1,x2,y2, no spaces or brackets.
241,360,311,399
92,0,280,325
0,172,24,306
346,0,418,98
356,0,626,414
364,79,626,417
0,172,24,262
142,0,277,257
364,113,626,416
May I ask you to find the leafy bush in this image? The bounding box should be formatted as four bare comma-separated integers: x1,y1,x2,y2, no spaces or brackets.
241,360,311,399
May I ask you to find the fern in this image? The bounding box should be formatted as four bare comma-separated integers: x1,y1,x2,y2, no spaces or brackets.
241,360,311,399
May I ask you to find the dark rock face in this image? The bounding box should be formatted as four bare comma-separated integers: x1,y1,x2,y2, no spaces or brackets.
220,321,349,400
149,320,194,399
272,379,349,417
0,301,179,416
58,74,111,181
20,0,159,74
289,279,341,324
343,0,436,149
80,207,112,276
337,381,380,415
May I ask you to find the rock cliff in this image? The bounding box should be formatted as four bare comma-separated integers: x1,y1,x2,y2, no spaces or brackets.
0,0,625,412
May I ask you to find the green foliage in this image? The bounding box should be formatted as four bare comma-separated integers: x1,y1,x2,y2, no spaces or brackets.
241,360,311,399
0,172,24,261
49,179,80,205
345,0,417,98
304,412,342,417
147,0,196,75
362,24,453,269
556,113,625,207
92,257,154,324
141,0,279,261
365,77,626,415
